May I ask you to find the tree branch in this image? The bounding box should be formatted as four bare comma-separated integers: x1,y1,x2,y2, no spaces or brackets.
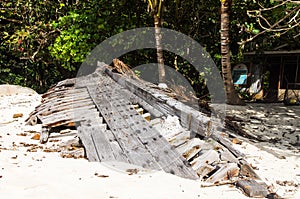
241,4,300,45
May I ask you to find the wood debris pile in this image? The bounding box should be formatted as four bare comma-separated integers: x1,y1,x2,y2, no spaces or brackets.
26,61,273,197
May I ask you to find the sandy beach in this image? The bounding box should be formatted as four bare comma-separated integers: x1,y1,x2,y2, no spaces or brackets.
0,85,299,199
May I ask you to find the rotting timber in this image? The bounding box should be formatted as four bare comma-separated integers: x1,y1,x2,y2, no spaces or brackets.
26,61,270,197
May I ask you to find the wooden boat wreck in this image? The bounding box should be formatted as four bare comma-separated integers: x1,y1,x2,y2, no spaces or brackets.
26,61,271,197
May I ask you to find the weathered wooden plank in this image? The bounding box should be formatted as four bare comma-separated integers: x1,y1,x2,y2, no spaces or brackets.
239,160,261,180
210,130,245,158
189,114,212,137
191,149,219,167
75,74,105,88
40,109,99,127
168,130,190,147
40,104,97,119
102,130,130,163
42,87,88,99
87,85,161,170
40,105,97,124
84,126,117,161
39,112,102,128
34,93,92,116
106,69,174,115
38,99,94,117
176,138,203,161
150,118,185,140
42,112,100,127
106,92,198,179
41,92,91,107
88,83,198,179
80,120,106,129
42,87,72,98
142,113,151,121
205,163,240,183
191,149,219,176
236,179,269,198
77,127,99,161
105,68,211,137
219,148,239,163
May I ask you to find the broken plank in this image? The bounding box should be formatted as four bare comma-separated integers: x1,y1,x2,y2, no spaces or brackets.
219,148,239,163
191,149,219,177
77,127,99,161
41,92,91,106
210,130,245,158
41,111,99,127
205,163,240,184
88,126,119,161
39,105,97,121
176,138,203,161
168,130,190,147
239,160,261,180
42,87,88,99
35,94,92,115
142,113,151,121
38,99,94,117
41,109,100,126
119,88,164,118
236,179,269,198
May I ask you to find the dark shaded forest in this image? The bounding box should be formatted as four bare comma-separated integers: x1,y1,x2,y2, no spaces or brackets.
1,0,299,95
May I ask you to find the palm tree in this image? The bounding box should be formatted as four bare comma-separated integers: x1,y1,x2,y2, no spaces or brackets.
147,0,166,84
220,0,244,105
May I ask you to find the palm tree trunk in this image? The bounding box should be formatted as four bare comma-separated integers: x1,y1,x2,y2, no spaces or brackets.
154,14,166,83
220,0,244,105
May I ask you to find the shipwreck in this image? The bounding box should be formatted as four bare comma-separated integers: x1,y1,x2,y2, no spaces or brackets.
26,60,271,198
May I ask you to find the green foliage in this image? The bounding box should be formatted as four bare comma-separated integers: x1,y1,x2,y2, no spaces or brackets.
1,0,299,96
49,11,102,71
263,70,270,91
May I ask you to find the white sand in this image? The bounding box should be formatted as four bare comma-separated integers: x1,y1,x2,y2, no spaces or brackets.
0,85,299,199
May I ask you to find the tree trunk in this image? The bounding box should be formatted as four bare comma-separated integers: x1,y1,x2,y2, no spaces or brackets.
154,14,166,84
220,0,244,105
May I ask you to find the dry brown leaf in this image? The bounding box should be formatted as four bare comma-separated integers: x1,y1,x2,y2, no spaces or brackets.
126,168,139,175
232,138,243,145
13,113,23,118
31,133,40,140
16,133,27,136
95,173,109,178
